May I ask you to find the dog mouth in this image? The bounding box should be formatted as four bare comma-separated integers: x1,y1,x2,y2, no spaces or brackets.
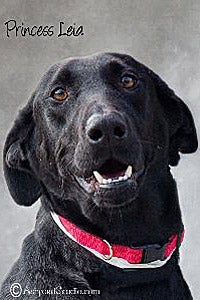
75,159,144,193
93,162,133,187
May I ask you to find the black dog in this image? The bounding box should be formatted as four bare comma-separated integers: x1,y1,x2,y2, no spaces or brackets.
0,53,198,299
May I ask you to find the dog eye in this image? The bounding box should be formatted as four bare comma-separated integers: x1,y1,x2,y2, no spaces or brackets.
51,88,68,102
121,74,137,89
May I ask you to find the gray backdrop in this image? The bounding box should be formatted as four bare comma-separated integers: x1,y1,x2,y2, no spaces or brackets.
0,0,199,298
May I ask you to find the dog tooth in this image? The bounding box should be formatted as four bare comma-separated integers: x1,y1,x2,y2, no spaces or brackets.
93,171,104,184
102,178,107,185
107,178,112,184
123,175,128,180
125,165,132,178
118,176,124,181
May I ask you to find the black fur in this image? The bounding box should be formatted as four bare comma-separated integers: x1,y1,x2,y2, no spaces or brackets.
0,53,198,299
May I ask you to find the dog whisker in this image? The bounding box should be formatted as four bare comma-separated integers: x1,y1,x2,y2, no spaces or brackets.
118,208,124,225
109,207,114,224
84,201,97,216
140,139,163,148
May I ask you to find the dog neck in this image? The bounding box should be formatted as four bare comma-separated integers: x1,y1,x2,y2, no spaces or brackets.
35,205,183,287
50,210,184,270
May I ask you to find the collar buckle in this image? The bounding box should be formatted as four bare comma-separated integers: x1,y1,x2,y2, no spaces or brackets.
142,243,166,264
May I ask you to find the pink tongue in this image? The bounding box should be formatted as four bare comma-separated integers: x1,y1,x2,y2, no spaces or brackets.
102,170,125,179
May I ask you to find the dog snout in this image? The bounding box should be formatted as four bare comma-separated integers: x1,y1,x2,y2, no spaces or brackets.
86,113,128,145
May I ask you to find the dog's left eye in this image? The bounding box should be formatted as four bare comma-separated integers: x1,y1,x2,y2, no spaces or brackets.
121,74,138,89
51,88,68,102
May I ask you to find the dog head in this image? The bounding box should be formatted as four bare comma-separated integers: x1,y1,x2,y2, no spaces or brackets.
4,53,198,221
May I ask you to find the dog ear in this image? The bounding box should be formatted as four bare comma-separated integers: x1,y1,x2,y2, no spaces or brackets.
3,95,42,206
148,70,198,166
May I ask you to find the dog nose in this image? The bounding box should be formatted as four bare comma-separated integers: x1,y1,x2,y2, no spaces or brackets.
86,113,128,144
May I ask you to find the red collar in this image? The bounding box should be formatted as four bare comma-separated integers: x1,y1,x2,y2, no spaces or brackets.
51,212,184,269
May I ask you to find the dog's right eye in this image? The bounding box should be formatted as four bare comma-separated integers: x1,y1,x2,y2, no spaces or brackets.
51,88,68,102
